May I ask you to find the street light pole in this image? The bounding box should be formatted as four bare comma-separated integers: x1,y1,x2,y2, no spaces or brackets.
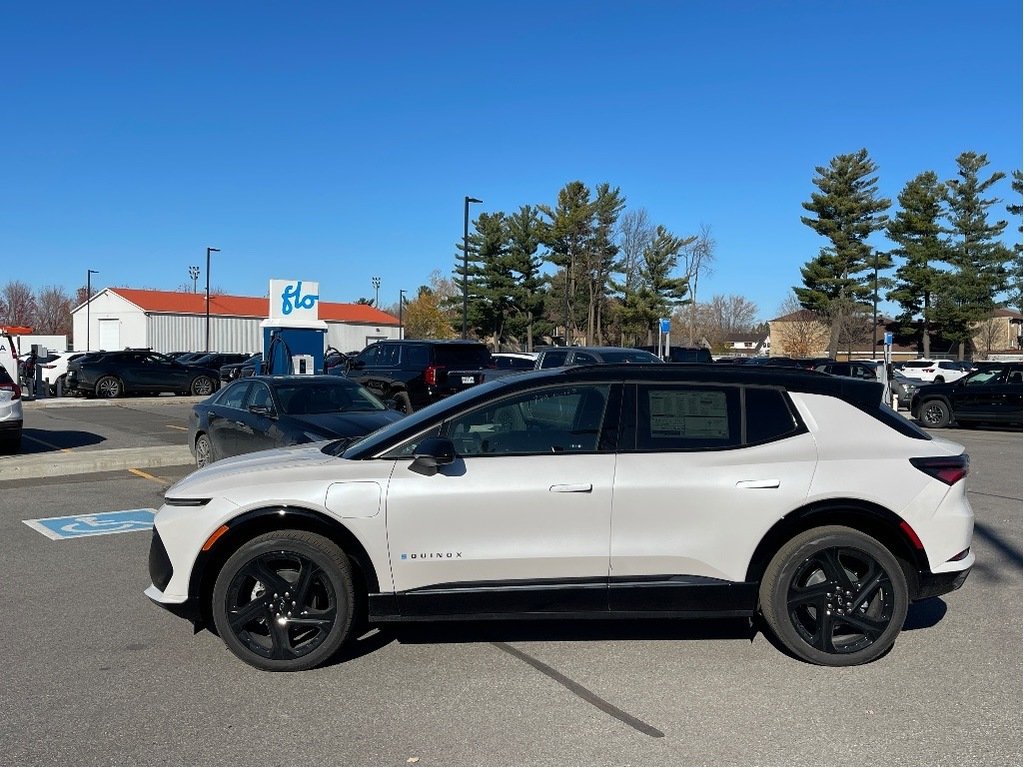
462,196,482,339
872,256,879,359
86,269,98,350
371,276,381,308
205,247,220,352
189,265,200,293
398,289,406,340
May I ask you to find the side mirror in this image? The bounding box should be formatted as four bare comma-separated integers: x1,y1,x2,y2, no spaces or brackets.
410,437,456,475
248,404,277,419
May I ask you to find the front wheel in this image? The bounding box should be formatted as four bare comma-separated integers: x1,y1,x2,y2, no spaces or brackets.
95,376,122,398
195,433,214,468
190,375,215,396
759,525,908,666
211,530,355,671
919,399,951,428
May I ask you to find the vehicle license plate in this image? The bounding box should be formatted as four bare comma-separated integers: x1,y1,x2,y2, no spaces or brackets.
462,376,475,384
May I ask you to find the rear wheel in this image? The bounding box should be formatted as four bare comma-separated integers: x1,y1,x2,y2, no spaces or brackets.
190,375,215,396
95,376,122,398
392,391,413,414
759,525,908,666
211,530,355,671
918,399,951,428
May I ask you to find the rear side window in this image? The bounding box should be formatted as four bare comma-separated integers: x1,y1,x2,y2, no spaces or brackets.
635,385,741,451
539,350,569,368
405,345,429,368
378,345,401,366
434,345,491,367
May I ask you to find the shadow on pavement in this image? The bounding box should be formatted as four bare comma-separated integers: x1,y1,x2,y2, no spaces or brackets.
904,597,947,630
973,521,1023,569
19,429,106,454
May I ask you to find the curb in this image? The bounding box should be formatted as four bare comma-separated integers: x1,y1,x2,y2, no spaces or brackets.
22,395,206,410
0,445,194,482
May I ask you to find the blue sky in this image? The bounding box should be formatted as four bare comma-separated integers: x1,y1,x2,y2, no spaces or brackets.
3,1,1021,321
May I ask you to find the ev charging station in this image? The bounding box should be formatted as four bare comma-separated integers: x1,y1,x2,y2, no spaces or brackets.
261,279,327,375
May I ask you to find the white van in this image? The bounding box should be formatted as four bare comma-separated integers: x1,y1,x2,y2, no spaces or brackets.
0,331,20,384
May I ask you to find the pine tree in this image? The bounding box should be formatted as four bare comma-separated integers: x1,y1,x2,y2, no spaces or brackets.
539,182,593,343
505,205,547,351
886,171,947,356
465,212,517,350
795,149,891,357
936,151,1010,356
628,226,692,344
584,184,625,344
1007,169,1022,313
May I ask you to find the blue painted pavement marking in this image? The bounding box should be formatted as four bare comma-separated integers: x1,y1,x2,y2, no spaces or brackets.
23,509,157,540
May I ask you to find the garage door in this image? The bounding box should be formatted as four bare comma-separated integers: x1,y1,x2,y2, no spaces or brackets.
98,319,120,351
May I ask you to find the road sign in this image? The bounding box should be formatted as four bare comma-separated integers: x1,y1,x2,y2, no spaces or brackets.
884,332,893,346
660,318,671,334
23,509,156,540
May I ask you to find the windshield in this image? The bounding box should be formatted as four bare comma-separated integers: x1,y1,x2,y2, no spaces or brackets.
277,380,386,415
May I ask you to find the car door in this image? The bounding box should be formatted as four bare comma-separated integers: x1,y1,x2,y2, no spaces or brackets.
346,344,383,395
383,382,621,616
609,382,817,611
241,380,282,453
206,381,253,458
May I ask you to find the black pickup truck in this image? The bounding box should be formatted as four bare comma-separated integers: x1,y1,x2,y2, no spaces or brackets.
338,340,492,412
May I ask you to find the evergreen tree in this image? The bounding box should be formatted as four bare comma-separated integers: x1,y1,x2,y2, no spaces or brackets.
539,182,593,343
935,151,1010,356
505,205,548,351
584,184,625,344
464,212,518,350
886,171,947,356
1007,169,1022,313
627,225,692,344
795,149,891,357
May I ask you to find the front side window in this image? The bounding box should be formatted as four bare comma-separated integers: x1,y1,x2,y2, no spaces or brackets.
378,345,401,366
218,381,251,410
539,350,569,369
356,345,380,367
246,382,275,411
444,384,613,456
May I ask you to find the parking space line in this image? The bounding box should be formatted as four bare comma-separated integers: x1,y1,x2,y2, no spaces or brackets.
492,642,665,738
22,434,73,453
165,425,188,431
128,468,165,483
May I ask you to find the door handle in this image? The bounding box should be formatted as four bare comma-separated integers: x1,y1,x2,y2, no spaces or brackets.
736,479,780,489
549,483,593,493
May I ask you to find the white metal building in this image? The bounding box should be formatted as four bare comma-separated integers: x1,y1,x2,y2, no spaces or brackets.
71,288,401,354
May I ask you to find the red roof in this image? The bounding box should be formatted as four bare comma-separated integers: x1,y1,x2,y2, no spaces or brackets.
110,288,399,326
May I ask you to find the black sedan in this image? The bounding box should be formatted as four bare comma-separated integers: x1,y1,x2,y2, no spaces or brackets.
188,375,404,468
911,362,1023,428
66,350,221,398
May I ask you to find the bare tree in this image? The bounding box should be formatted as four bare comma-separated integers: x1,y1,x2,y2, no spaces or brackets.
973,318,1005,359
773,294,829,358
34,286,73,335
617,208,654,295
680,224,716,344
0,281,37,327
693,294,759,349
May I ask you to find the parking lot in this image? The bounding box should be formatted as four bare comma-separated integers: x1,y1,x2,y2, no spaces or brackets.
0,400,1020,765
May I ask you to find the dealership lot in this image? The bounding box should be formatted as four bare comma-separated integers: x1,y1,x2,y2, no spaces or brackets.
0,408,1020,765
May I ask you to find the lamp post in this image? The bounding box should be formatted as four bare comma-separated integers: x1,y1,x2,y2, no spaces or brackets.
872,255,879,359
371,276,381,308
189,265,200,293
462,196,482,339
86,269,98,350
398,289,406,340
205,247,220,352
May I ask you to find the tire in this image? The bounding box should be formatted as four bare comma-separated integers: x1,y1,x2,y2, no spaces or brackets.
392,391,413,414
95,375,122,398
934,376,945,384
190,375,215,396
759,525,908,666
195,433,214,468
0,432,20,455
211,530,355,672
918,398,951,428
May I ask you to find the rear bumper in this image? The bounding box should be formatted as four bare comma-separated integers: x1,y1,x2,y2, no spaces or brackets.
0,418,23,433
915,565,971,600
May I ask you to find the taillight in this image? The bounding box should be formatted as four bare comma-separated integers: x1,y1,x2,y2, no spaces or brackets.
0,381,21,400
424,364,446,386
910,454,969,485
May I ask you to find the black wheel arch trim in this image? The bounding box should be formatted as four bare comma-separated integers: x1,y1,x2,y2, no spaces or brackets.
186,505,380,629
744,499,930,599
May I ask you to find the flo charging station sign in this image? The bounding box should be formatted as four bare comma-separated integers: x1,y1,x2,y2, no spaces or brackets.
269,279,320,321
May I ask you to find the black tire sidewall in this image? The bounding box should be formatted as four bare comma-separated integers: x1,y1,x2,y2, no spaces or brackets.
211,530,355,672
922,399,950,428
760,525,908,667
394,391,413,414
191,376,214,396
97,376,121,398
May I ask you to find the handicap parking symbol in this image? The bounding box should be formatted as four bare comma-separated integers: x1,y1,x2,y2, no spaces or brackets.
23,509,156,540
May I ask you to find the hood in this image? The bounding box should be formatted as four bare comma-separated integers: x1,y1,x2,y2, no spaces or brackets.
166,442,336,499
290,409,403,437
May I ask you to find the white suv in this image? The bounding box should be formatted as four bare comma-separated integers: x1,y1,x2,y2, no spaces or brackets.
147,364,974,670
0,365,23,452
900,359,970,384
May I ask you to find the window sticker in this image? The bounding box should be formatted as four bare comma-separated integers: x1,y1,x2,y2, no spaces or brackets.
649,390,728,438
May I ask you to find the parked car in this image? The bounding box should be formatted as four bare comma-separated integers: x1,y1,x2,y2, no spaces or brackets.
220,353,262,383
900,359,970,384
341,339,492,412
0,364,23,453
890,372,922,411
39,351,97,395
491,352,539,369
910,362,1023,428
188,375,404,468
65,349,221,398
814,361,880,381
173,352,209,364
147,363,973,671
187,353,251,371
636,345,713,363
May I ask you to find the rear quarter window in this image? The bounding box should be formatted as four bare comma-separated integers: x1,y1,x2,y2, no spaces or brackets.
745,387,801,444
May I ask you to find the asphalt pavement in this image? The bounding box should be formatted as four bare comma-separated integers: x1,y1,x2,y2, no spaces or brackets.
0,401,1020,765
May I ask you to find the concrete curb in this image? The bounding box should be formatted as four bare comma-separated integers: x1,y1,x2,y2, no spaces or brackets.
0,445,194,482
23,395,206,410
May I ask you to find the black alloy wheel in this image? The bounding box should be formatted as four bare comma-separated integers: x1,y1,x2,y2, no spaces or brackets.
759,526,908,666
919,399,951,428
212,530,355,671
195,433,214,468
